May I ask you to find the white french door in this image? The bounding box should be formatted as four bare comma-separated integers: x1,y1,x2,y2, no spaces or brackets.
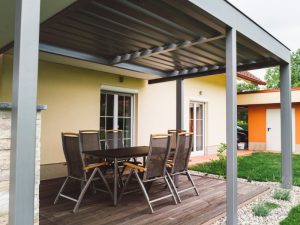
189,102,205,155
266,108,295,152
100,91,134,149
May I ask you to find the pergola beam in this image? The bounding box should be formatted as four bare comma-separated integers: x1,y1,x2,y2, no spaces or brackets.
148,60,280,84
112,34,225,64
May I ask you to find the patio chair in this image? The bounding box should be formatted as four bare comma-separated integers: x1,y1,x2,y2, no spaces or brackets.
105,129,140,166
79,130,102,164
105,129,124,149
168,129,186,161
167,132,199,203
168,129,186,150
54,133,112,213
119,134,178,213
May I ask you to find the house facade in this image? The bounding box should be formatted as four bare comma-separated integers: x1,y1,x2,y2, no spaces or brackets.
238,88,300,153
0,54,262,180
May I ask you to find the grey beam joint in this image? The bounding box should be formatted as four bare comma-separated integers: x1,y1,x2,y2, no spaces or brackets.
9,0,41,224
280,62,293,189
226,27,238,225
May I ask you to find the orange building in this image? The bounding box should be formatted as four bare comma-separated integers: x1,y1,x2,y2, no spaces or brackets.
238,88,300,153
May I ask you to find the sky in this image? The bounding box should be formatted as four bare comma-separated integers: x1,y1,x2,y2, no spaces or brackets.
227,0,300,79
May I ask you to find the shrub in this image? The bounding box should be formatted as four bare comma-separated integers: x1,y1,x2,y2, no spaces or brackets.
273,189,291,201
216,143,227,162
252,202,280,217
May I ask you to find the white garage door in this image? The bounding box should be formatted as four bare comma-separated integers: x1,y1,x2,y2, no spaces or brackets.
266,108,295,151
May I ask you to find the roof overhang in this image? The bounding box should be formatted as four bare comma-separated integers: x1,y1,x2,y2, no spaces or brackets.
0,0,291,83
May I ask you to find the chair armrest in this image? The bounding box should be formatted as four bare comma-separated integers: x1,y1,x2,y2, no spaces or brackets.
123,162,146,171
83,162,108,171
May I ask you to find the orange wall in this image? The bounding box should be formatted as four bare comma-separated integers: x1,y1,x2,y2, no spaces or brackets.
248,106,267,142
248,104,300,144
296,105,300,144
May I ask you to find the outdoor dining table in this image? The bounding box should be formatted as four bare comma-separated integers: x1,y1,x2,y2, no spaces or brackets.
83,146,149,206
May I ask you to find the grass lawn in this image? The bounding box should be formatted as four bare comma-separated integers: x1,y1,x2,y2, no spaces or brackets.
190,152,300,186
280,204,300,225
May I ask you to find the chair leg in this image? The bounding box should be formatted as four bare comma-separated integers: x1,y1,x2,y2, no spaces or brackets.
186,171,199,196
118,169,133,203
134,170,154,214
54,176,69,204
164,175,178,205
167,172,181,203
96,168,113,201
73,168,97,213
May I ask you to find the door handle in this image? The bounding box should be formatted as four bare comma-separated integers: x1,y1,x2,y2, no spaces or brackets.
267,128,271,132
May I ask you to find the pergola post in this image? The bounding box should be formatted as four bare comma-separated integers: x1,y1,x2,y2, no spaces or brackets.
9,0,41,224
280,63,293,189
176,79,184,130
225,27,237,225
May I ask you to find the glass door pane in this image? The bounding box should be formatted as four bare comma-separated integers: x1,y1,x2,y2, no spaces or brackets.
100,93,115,149
190,102,205,153
118,94,132,147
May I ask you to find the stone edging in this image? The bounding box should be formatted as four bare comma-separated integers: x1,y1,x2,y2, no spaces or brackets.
189,171,300,225
0,102,47,111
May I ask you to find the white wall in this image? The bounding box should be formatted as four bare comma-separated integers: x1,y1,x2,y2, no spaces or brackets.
137,74,227,153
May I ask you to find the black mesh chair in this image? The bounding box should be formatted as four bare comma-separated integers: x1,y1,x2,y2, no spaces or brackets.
54,133,112,213
168,129,186,150
105,129,124,149
105,129,140,168
119,134,178,213
167,132,199,203
168,129,186,162
79,130,102,164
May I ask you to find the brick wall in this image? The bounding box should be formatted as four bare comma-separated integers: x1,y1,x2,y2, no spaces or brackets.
0,109,41,225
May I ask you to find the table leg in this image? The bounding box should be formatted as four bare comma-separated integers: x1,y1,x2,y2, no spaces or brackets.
114,157,118,206
143,156,146,166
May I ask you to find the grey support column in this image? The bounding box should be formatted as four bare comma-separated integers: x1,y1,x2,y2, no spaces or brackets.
9,0,41,224
175,79,184,187
280,63,293,189
225,27,237,225
176,79,184,130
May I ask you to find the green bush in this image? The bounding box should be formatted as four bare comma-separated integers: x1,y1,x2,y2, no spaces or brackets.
273,189,291,201
252,202,280,217
237,120,248,130
216,143,227,162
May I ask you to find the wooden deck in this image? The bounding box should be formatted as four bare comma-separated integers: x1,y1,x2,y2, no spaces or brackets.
40,175,269,225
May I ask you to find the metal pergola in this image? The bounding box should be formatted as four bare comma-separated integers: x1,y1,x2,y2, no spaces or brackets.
0,0,292,225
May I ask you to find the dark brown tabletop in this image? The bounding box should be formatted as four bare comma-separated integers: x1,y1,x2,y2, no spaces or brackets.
83,146,149,160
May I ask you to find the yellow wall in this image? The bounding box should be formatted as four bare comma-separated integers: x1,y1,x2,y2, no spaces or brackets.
1,55,144,164
1,54,227,167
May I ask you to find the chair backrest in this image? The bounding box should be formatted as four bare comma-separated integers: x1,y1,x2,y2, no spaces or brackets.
61,133,85,179
105,130,124,149
172,132,193,173
143,134,172,181
168,129,186,149
79,130,101,152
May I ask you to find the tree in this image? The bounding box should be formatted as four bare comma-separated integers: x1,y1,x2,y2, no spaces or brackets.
264,49,300,89
237,82,260,92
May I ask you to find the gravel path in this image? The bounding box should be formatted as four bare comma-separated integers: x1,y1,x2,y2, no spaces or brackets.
190,171,300,225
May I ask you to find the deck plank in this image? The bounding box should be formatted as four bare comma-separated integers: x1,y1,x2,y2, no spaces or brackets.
40,175,269,225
